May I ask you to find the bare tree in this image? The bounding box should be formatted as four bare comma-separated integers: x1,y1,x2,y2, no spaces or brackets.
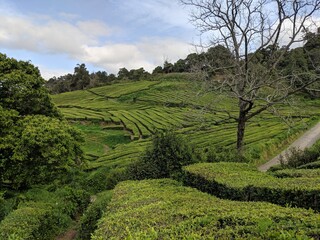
181,0,320,153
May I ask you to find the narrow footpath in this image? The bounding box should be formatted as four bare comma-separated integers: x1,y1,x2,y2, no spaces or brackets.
258,122,320,172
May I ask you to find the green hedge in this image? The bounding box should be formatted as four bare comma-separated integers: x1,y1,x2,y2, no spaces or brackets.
183,162,320,211
91,179,320,239
0,187,90,240
78,191,113,240
271,168,320,178
0,202,60,240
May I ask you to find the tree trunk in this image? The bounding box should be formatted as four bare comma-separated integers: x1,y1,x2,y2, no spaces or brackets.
237,108,247,155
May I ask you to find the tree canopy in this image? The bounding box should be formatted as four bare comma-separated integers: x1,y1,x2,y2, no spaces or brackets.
0,54,83,189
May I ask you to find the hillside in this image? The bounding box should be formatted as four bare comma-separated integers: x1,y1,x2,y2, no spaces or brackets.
52,74,320,168
2,74,320,240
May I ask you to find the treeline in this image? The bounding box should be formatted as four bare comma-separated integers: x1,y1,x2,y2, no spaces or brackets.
46,30,320,95
45,45,234,94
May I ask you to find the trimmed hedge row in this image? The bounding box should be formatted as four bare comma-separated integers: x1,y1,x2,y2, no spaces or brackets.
0,187,90,240
183,162,320,211
271,168,320,178
78,191,113,240
92,179,320,239
0,202,62,240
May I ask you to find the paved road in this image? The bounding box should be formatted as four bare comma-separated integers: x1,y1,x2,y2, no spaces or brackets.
258,122,320,172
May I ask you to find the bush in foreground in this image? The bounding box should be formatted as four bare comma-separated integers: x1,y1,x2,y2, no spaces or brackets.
92,179,320,239
183,162,320,211
127,131,197,180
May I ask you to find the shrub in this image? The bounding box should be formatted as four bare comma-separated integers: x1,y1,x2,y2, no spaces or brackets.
78,191,113,240
0,202,61,240
183,162,320,211
55,186,90,218
280,140,320,168
0,192,17,222
127,131,197,180
84,167,128,193
91,179,320,239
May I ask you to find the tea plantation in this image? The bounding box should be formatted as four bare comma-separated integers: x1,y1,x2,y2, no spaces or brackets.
2,75,320,239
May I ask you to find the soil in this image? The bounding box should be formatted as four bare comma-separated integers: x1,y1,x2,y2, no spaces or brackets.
55,229,77,240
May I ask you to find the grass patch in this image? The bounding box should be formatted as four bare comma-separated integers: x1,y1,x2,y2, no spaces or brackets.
72,122,131,157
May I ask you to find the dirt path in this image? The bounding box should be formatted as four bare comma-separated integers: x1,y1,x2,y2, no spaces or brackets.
258,122,320,172
55,229,77,240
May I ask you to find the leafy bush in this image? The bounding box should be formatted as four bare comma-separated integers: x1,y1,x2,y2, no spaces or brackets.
0,192,17,222
280,140,320,168
1,115,84,189
84,167,128,193
0,186,91,240
55,186,90,218
183,162,320,211
78,191,112,240
271,168,320,178
91,179,320,239
0,202,61,240
127,131,197,180
298,160,320,169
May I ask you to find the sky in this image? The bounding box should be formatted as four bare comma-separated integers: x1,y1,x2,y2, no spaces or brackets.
0,0,197,79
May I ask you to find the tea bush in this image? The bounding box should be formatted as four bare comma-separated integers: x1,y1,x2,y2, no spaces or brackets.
183,162,320,210
92,179,320,239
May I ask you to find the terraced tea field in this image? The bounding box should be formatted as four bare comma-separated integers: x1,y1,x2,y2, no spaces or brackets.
3,75,320,240
51,75,320,169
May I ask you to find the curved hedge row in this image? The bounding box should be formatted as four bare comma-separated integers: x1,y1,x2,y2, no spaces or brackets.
0,187,90,240
183,162,320,211
92,179,320,239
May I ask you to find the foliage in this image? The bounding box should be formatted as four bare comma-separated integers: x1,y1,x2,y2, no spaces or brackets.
0,186,90,240
78,191,113,240
183,162,320,211
271,168,320,178
127,131,198,180
0,192,17,222
83,167,128,193
1,115,84,189
51,78,320,171
280,140,320,168
92,179,320,239
0,53,60,117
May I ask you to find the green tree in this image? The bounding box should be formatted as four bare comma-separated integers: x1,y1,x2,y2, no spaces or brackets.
0,53,84,189
0,54,60,117
152,66,163,74
1,115,83,189
117,67,130,80
71,63,90,90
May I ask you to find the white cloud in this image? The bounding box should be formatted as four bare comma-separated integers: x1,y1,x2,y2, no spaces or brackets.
39,66,70,80
0,3,193,76
81,38,192,73
0,13,111,55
